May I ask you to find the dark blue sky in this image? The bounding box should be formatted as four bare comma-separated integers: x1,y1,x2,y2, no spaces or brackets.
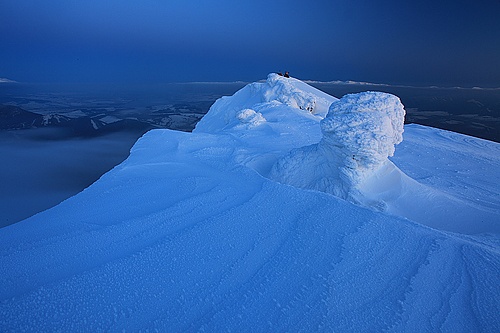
1,0,499,87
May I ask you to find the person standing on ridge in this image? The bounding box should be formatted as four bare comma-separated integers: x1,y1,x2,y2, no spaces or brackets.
284,71,290,78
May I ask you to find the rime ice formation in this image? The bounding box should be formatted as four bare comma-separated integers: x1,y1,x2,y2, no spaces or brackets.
270,92,406,204
1,74,499,332
321,92,405,169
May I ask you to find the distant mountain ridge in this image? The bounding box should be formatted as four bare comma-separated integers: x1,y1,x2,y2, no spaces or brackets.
0,105,42,129
0,105,109,135
0,104,203,138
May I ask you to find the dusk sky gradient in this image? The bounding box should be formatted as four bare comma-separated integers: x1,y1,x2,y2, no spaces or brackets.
1,0,499,87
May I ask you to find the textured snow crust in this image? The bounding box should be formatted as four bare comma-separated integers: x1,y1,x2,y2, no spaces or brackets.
1,74,499,332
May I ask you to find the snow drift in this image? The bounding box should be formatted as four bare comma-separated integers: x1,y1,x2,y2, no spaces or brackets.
1,74,499,332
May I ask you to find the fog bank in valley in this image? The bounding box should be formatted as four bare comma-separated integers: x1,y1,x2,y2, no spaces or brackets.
0,129,140,227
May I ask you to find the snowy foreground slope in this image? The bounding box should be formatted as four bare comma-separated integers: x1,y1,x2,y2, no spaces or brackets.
1,74,499,332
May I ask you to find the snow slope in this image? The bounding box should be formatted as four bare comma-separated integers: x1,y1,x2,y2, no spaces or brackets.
0,74,499,332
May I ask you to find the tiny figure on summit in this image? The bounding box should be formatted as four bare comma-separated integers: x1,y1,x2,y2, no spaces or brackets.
277,72,283,76
284,71,290,78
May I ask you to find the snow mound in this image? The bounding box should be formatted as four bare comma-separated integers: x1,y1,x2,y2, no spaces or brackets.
270,92,406,202
263,73,332,114
195,73,335,133
236,108,266,128
321,92,405,169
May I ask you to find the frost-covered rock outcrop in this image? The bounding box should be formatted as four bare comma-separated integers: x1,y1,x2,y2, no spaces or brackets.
270,92,406,206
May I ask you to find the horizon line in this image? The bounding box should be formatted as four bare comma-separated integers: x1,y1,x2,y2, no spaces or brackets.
180,78,500,91
2,76,499,91
302,79,500,91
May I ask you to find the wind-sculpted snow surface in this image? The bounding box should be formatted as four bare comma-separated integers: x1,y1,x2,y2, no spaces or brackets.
1,75,499,332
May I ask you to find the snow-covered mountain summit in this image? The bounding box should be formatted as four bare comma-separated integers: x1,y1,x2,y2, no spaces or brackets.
1,74,499,332
197,73,499,234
